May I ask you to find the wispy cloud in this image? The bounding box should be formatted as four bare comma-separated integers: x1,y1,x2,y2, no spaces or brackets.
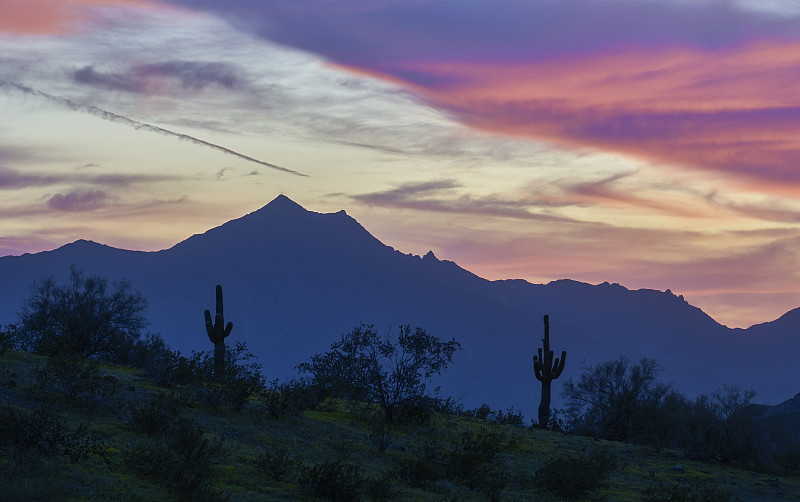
352,180,580,222
0,166,180,190
1,80,307,177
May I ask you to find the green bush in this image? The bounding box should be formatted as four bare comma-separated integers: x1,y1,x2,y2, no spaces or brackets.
300,460,364,501
534,449,618,500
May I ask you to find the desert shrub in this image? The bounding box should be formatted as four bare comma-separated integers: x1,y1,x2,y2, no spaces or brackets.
255,443,301,482
0,324,19,354
534,449,618,500
121,333,193,386
490,406,525,426
393,440,445,488
563,357,671,441
300,460,364,501
126,417,224,501
0,398,106,463
128,394,181,435
34,355,118,403
298,323,460,423
262,378,325,418
639,481,737,502
189,341,264,411
469,464,508,502
445,428,507,499
17,267,147,361
367,415,392,452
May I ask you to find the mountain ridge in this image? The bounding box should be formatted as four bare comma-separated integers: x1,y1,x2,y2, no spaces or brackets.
0,195,797,413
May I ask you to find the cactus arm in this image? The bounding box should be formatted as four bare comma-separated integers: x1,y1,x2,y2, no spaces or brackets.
533,354,544,381
552,351,567,379
205,310,216,343
224,322,233,338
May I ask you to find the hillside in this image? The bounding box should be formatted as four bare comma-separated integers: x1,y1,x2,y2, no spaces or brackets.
0,348,796,501
0,195,799,414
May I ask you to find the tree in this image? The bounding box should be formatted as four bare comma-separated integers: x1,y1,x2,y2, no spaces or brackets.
297,323,461,423
562,357,671,441
18,267,148,361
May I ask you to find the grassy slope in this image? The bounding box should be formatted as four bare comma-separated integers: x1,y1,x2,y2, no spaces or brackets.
0,349,796,502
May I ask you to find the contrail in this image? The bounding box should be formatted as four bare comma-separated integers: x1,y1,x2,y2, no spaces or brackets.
2,81,308,177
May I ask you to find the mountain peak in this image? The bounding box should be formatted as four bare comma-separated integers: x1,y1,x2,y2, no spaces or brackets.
261,194,307,213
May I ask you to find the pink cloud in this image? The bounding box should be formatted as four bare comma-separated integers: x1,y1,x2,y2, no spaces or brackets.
0,0,155,34
337,40,800,183
164,0,800,184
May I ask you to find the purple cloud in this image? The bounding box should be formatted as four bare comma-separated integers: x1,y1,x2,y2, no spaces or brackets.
72,61,244,94
165,0,800,66
47,190,111,211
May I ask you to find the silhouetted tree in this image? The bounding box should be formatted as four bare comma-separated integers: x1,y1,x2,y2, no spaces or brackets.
298,323,461,423
18,266,147,360
562,356,670,441
533,314,566,428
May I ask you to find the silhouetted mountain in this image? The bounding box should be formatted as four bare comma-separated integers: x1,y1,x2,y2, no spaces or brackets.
1,195,798,414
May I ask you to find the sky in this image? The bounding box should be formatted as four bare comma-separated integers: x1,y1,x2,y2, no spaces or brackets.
2,0,800,328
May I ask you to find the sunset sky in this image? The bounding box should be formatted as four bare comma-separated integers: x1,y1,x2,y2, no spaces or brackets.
2,0,800,328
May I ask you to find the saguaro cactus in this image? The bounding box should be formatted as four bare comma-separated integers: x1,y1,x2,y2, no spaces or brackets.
533,314,566,428
204,284,233,379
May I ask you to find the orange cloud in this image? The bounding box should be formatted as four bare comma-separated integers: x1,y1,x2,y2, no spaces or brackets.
0,0,154,34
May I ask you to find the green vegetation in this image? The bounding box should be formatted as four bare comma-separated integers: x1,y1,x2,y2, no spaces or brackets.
1,348,799,501
1,270,799,500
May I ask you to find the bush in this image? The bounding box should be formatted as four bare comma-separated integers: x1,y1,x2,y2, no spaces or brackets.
393,440,444,488
0,397,106,463
534,449,618,500
126,417,224,501
188,341,265,411
34,355,118,404
562,357,671,441
0,324,19,354
300,460,364,501
128,394,181,435
255,444,301,482
298,323,460,423
18,267,147,361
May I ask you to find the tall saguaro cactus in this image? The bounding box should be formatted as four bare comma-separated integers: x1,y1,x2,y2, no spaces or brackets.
533,314,566,428
204,284,233,379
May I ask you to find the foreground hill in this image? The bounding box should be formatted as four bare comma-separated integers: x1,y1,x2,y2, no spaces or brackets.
0,349,796,501
0,195,798,413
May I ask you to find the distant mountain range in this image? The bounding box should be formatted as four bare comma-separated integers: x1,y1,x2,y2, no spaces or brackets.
1,195,798,415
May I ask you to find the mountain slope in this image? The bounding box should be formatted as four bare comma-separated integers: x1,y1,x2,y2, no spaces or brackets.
1,195,798,413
